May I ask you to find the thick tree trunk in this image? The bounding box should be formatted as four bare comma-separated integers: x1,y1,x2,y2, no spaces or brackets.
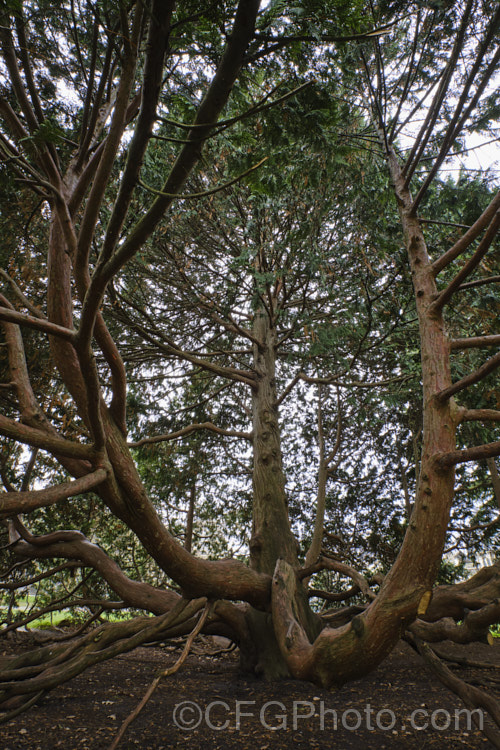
358,147,460,628
245,307,319,677
270,147,461,687
249,308,298,574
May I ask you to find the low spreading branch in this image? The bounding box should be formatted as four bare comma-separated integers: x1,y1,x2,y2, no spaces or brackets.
0,598,207,719
0,468,108,517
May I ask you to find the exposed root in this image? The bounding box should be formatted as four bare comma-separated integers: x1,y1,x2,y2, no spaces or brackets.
409,634,500,749
0,690,46,723
0,597,207,721
430,646,500,671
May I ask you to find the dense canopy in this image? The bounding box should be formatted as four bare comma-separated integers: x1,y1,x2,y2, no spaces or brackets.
0,0,499,742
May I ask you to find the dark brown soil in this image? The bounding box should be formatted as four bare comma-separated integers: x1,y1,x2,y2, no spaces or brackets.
1,634,499,749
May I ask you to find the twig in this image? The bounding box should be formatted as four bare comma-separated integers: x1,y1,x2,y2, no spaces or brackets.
137,157,268,200
109,602,213,750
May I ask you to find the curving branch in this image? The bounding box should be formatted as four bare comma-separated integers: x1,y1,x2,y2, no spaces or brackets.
10,532,180,614
0,468,108,517
128,422,252,447
308,585,361,603
300,557,376,602
9,511,272,608
252,19,397,47
137,157,268,199
157,79,314,135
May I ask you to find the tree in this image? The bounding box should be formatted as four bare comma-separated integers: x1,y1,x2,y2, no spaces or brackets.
1,0,500,737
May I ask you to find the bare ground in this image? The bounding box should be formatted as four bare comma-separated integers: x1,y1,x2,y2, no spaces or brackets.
1,633,499,749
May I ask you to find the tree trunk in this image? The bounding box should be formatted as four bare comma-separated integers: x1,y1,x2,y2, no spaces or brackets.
270,145,462,687
184,481,195,553
244,307,319,677
249,307,297,574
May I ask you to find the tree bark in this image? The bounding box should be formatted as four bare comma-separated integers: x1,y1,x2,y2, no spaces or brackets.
270,144,461,687
185,481,195,553
249,308,298,574
244,308,320,677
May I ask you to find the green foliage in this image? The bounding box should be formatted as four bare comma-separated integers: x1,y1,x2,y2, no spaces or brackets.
21,118,66,146
0,0,498,630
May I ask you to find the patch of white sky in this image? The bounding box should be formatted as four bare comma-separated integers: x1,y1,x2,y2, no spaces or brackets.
383,10,500,177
